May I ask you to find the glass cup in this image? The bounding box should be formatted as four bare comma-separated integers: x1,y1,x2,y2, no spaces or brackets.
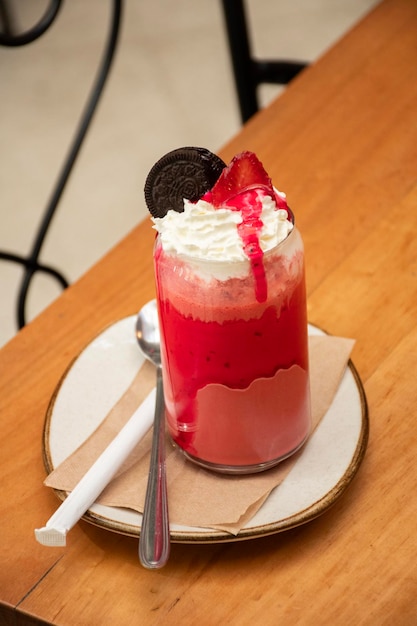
154,225,311,474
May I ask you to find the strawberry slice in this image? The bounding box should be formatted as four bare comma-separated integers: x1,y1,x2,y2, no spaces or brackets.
210,151,274,208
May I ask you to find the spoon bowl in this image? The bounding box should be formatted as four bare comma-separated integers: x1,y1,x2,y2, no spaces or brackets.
135,299,161,367
135,299,170,569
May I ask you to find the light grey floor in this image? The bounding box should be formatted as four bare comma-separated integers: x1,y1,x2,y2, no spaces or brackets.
0,0,377,347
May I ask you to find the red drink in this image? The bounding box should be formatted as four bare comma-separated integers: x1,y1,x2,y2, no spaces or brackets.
154,225,311,473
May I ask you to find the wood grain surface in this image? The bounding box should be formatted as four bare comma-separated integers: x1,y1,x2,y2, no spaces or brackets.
1,0,416,623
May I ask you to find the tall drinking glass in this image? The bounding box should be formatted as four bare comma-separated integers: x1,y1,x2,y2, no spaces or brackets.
154,224,311,474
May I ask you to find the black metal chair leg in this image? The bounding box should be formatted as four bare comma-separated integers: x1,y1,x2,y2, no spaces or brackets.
220,0,308,123
221,0,258,123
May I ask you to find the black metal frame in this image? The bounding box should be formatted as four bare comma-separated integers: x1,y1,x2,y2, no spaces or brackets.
0,0,123,329
220,0,308,123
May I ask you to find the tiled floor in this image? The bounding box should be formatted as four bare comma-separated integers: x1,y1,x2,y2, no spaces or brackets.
0,0,377,347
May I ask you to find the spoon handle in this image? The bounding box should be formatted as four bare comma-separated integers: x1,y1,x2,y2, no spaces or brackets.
139,367,170,568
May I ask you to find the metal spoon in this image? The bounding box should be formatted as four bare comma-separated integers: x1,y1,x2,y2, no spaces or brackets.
135,299,170,568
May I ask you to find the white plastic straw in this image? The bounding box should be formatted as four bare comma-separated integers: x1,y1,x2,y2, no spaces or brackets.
35,388,155,547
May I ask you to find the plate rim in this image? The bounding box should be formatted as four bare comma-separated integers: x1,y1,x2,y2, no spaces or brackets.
42,315,369,544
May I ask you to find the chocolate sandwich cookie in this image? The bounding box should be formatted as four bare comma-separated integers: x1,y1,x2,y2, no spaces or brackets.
144,147,226,218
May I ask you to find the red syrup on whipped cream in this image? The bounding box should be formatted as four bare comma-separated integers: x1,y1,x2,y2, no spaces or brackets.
202,187,268,302
202,151,293,304
202,186,289,302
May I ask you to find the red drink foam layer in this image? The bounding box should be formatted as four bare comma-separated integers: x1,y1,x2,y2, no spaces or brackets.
155,228,311,468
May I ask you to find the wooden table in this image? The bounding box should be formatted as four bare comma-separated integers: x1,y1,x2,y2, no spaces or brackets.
1,0,417,623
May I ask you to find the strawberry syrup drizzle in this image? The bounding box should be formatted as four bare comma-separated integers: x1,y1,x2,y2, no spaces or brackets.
226,189,267,303
203,183,291,304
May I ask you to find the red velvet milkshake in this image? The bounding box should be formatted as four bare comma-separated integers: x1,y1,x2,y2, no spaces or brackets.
147,150,311,473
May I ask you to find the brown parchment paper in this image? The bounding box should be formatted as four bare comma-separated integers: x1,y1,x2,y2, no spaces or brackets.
45,335,355,534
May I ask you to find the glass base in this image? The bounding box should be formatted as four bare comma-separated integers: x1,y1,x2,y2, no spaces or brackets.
174,434,309,475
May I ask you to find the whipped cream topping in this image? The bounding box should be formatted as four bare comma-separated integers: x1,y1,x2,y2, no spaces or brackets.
152,190,293,262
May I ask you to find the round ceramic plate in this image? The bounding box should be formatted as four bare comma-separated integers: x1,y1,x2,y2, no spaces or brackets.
43,316,368,544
